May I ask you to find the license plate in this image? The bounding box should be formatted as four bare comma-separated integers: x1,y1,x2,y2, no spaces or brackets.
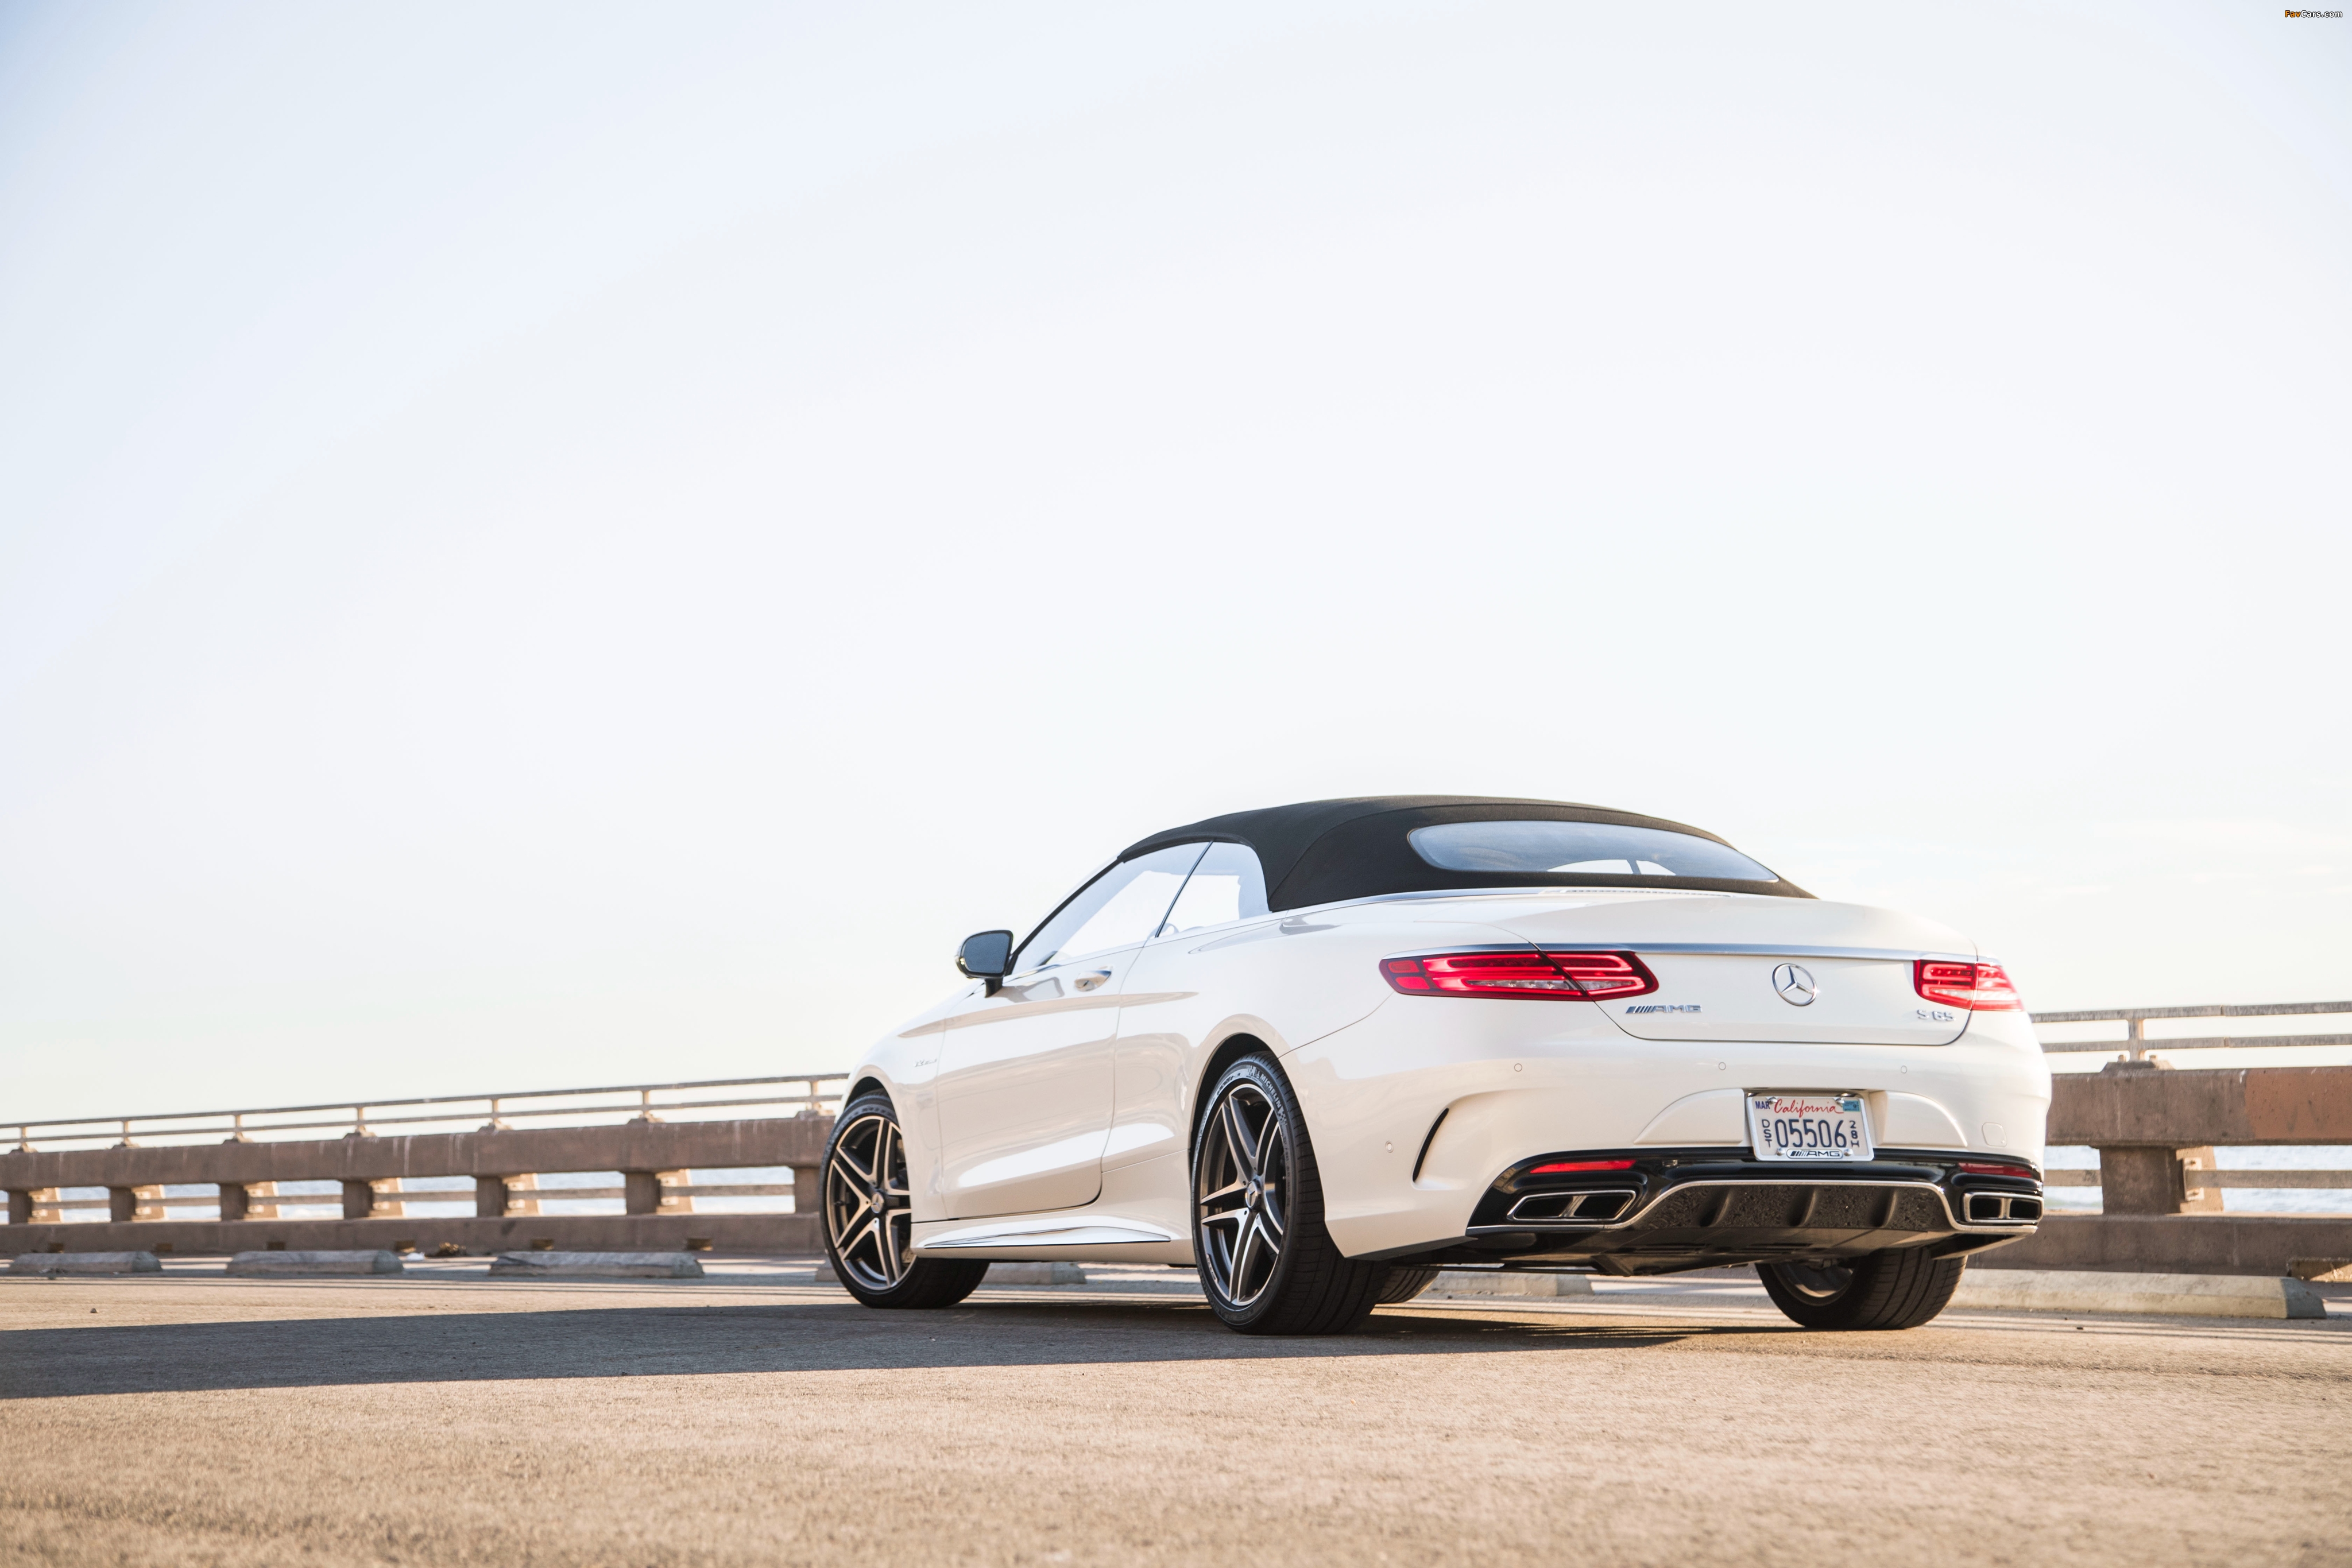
1746,1092,1873,1162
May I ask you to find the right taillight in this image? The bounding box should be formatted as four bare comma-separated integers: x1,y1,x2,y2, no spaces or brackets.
1381,949,1658,1000
1914,960,2024,1011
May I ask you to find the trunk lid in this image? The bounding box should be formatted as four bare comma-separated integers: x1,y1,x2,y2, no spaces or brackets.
1481,891,1976,1046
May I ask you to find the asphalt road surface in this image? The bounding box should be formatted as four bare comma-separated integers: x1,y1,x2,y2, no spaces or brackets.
3,1264,2348,1567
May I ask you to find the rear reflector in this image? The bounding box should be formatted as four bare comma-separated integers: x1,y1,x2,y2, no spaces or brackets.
1913,960,2025,1011
1958,1160,2038,1180
1380,950,1659,1001
1529,1159,1636,1174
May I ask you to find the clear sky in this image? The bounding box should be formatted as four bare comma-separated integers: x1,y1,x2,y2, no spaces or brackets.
2,2,2347,1121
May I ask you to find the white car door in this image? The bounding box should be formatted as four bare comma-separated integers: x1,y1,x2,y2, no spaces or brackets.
1104,842,1274,1175
934,843,1207,1218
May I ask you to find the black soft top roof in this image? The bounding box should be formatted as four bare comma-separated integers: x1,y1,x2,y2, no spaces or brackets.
1119,795,1809,911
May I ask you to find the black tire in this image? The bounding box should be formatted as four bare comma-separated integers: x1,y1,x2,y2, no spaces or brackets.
1375,1264,1444,1305
822,1092,988,1310
1192,1052,1388,1335
1757,1249,1966,1330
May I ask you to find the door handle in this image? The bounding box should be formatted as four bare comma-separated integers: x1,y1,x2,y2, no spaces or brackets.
1070,970,1114,993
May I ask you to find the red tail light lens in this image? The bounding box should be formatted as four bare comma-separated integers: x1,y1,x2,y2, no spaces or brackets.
1382,953,1576,997
1913,961,2024,1011
1958,1161,2038,1180
1529,1159,1635,1174
1380,950,1658,1000
1544,951,1658,1000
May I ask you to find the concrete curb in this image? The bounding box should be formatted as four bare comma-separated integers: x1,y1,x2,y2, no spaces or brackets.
227,1249,404,1276
1951,1267,2327,1319
487,1251,705,1279
810,1260,1090,1286
1426,1269,1595,1298
6,1251,161,1276
986,1261,1088,1284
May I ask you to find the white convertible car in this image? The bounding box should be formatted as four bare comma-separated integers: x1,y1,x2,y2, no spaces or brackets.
822,796,2049,1335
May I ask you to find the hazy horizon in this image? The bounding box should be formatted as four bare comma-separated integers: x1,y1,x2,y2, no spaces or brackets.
3,2,2347,1121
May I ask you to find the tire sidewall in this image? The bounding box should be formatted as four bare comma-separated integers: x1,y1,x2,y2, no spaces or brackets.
1759,1248,1964,1330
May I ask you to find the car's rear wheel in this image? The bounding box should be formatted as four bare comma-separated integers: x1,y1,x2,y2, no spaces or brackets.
823,1092,988,1309
1757,1248,1966,1329
1193,1053,1388,1335
1375,1264,1444,1304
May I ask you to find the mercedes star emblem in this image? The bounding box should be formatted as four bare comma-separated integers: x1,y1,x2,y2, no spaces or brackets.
1771,962,1818,1006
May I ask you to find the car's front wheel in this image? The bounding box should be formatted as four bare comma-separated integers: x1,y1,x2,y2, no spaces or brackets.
1193,1053,1388,1335
822,1091,987,1309
1757,1248,1966,1329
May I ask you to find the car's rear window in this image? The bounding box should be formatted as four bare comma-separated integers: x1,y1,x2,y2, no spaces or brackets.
1407,820,1777,882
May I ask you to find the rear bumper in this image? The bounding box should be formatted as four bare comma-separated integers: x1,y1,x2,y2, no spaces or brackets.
1358,1148,2043,1273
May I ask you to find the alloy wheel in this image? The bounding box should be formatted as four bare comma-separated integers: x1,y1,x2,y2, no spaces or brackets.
1773,1259,1856,1301
1196,1079,1289,1307
826,1111,912,1291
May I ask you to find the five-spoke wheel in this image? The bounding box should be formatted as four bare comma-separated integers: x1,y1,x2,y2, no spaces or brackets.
1196,1078,1289,1307
820,1091,987,1309
1190,1053,1388,1335
825,1106,913,1292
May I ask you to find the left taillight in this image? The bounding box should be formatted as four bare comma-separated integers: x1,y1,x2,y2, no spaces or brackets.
1913,960,2024,1011
1380,949,1658,1001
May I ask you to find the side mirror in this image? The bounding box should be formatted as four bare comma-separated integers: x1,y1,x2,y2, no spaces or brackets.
956,930,1015,993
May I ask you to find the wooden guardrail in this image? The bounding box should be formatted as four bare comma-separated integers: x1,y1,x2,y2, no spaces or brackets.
0,1076,848,1257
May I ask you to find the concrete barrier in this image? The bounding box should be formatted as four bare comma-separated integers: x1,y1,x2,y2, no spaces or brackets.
0,1113,829,1261
6,1251,162,1276
1975,1214,2352,1277
486,1251,705,1279
227,1249,404,1276
1427,1269,1595,1297
1951,1267,2326,1319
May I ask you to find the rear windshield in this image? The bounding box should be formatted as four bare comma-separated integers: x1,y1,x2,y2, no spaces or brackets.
1407,820,1778,883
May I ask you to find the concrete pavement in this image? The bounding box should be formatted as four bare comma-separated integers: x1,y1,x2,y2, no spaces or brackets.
3,1264,2348,1567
